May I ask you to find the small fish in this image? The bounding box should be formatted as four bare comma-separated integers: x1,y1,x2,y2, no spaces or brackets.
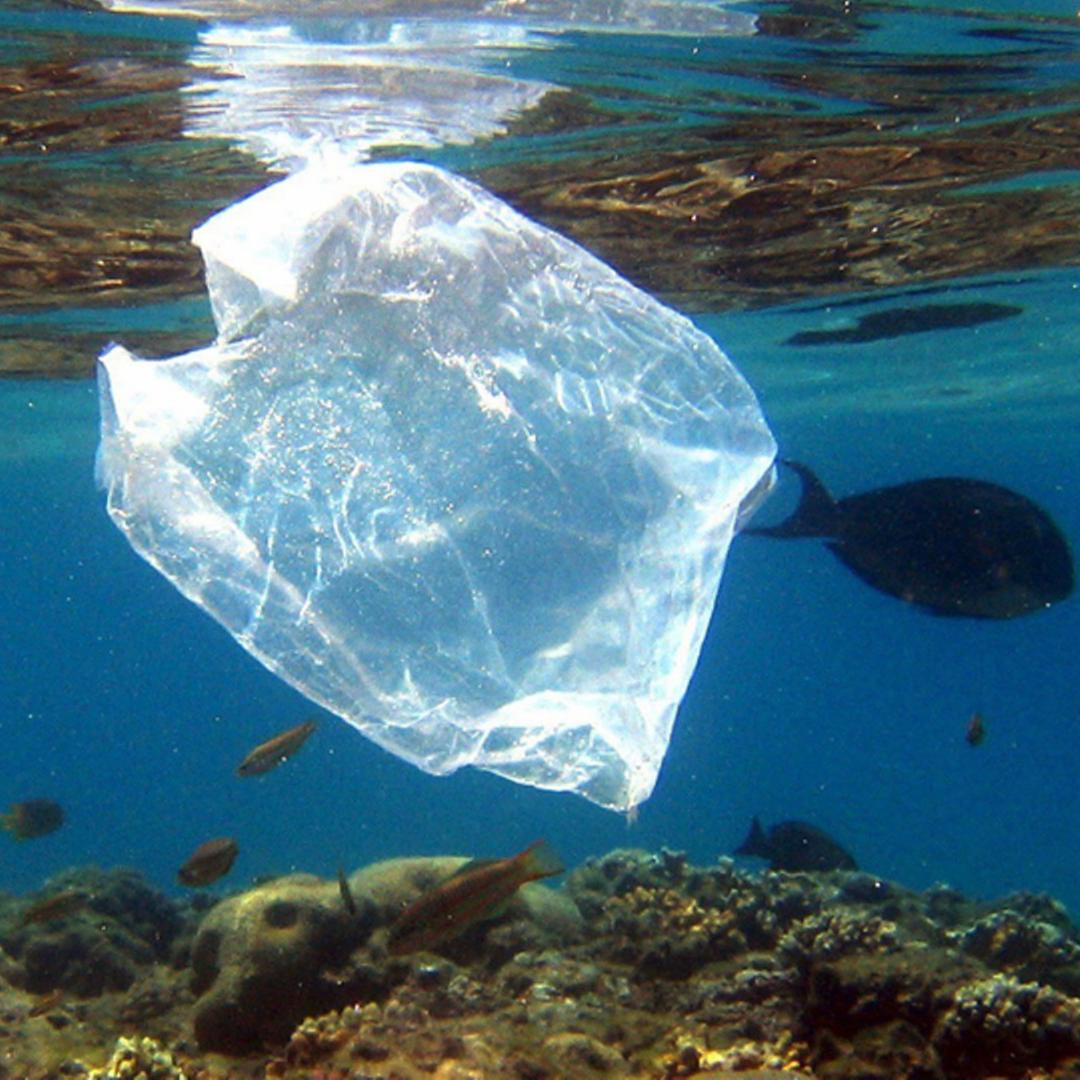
966,712,987,747
388,840,564,956
338,865,358,917
745,461,1073,618
178,837,238,887
236,720,317,777
27,989,64,1018
21,889,88,925
735,817,857,873
1,799,64,840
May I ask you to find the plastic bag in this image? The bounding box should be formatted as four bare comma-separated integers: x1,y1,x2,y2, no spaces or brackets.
96,161,775,810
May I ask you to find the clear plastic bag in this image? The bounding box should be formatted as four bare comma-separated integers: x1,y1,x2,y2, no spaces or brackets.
96,161,775,810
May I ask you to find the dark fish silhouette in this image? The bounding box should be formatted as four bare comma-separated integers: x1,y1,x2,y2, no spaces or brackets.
178,837,238,887
735,817,857,872
786,301,1022,345
745,461,1073,618
338,865,358,917
1,799,64,840
966,711,987,747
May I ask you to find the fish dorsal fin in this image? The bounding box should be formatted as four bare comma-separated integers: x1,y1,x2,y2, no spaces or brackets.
448,857,498,879
735,816,770,858
744,460,837,539
444,841,563,886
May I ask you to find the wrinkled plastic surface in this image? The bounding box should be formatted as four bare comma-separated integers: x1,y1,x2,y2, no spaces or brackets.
96,162,776,810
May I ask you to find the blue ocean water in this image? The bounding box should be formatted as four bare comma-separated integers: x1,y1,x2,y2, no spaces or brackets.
1,0,1078,927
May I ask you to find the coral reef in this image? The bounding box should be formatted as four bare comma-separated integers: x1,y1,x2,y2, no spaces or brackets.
3,850,1080,1077
188,871,374,1053
0,867,192,998
85,1034,188,1080
189,856,581,1054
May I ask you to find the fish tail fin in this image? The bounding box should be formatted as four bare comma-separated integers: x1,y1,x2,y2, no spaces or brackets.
744,460,836,538
735,816,768,858
518,839,564,881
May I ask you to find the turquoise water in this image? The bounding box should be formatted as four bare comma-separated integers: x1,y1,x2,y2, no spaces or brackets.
1,0,1078,925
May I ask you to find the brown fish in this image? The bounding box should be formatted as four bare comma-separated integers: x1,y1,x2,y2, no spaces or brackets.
1,799,64,840
236,720,317,777
21,889,88,925
178,837,238,887
966,711,987,747
27,989,64,1018
388,840,563,956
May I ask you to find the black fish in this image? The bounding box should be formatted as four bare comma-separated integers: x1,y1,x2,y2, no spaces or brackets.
965,711,987,748
745,461,1073,618
1,799,64,840
735,817,857,872
338,865,358,917
786,302,1022,345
